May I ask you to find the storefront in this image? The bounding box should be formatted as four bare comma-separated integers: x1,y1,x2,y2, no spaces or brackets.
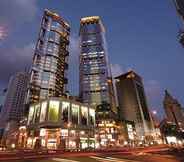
26,97,95,150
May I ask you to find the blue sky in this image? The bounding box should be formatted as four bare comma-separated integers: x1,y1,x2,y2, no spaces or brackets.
0,0,183,118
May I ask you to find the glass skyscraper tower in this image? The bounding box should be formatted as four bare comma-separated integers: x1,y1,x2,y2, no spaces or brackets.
27,9,70,103
79,16,116,112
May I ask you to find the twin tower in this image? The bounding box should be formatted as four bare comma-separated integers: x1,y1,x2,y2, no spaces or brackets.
27,9,153,139
28,9,116,112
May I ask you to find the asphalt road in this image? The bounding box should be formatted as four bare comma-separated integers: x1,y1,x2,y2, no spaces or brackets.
1,146,184,162
3,150,184,162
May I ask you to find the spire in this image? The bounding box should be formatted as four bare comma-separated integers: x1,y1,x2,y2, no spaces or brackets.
164,89,173,99
164,90,179,105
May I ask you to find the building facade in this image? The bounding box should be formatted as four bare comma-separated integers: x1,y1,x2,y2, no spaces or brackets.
26,97,95,150
0,88,7,114
1,72,29,122
79,16,116,112
95,103,136,148
160,119,184,145
115,71,154,140
27,9,70,104
0,72,29,148
174,0,184,20
173,0,184,47
163,90,184,130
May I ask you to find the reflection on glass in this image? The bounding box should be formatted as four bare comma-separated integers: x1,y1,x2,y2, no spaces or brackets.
28,106,34,125
62,102,69,123
48,100,59,122
71,104,79,124
40,102,47,122
89,108,95,126
34,104,41,123
81,106,88,125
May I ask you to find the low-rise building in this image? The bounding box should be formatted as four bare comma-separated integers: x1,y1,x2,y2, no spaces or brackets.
26,97,95,150
95,102,136,148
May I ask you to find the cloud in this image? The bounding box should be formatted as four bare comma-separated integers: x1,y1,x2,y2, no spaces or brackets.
0,0,38,26
0,43,35,87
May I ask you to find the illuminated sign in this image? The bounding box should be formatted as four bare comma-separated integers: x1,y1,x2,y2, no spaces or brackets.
81,106,88,125
61,129,68,137
28,106,34,125
40,102,47,122
71,104,79,124
89,108,95,125
48,100,59,122
127,124,134,140
62,102,70,123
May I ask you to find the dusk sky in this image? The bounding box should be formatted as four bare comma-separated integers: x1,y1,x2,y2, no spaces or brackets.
0,0,183,118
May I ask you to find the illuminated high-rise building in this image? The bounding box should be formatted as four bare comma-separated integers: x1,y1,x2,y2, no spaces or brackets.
79,16,116,112
27,9,70,104
174,0,184,20
173,0,184,47
115,71,154,139
163,90,184,130
1,72,29,122
0,88,7,113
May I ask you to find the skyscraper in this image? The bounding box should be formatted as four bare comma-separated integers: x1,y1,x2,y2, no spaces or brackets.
163,90,184,130
115,71,153,139
1,72,29,122
173,0,184,47
79,16,116,112
27,9,70,104
174,0,184,20
0,88,7,113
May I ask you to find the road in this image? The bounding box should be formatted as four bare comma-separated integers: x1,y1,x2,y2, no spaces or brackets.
1,146,184,162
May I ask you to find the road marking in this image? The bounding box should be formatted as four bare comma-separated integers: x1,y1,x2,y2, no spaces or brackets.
90,156,140,162
90,156,115,161
106,157,140,162
52,158,79,162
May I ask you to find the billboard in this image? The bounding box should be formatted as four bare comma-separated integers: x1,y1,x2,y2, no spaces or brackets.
48,100,59,122
81,106,88,125
28,106,34,125
89,108,95,125
127,124,134,140
62,101,70,123
34,104,41,123
40,102,47,122
71,104,79,124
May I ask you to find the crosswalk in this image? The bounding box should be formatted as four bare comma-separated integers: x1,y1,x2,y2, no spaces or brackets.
51,156,139,162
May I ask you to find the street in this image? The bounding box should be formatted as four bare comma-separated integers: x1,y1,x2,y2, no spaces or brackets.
1,147,184,162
